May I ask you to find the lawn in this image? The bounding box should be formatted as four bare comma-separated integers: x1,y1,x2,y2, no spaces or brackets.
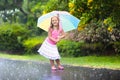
0,52,120,70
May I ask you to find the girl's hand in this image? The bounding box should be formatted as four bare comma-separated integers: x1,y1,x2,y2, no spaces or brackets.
56,38,60,42
57,35,61,39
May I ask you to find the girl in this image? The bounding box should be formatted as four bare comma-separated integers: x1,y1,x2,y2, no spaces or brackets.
38,16,65,70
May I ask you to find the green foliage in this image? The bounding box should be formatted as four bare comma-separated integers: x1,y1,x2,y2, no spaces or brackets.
0,23,29,54
58,39,109,56
74,0,120,28
21,0,48,36
22,36,45,54
42,0,69,13
67,20,120,55
0,0,23,23
112,42,120,54
57,40,85,57
0,0,23,10
80,43,104,55
0,0,119,56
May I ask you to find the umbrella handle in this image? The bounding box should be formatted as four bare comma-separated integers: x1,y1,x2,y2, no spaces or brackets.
57,14,59,17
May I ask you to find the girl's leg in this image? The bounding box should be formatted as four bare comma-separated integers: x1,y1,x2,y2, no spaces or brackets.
55,59,64,70
49,59,56,70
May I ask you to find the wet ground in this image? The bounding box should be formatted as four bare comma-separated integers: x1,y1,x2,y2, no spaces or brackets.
0,58,120,80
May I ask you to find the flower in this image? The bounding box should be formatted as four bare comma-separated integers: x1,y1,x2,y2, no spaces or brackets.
68,2,74,8
103,19,107,24
88,0,93,3
78,24,86,31
89,6,93,9
78,27,83,31
107,27,112,32
77,8,84,12
87,0,93,6
69,9,74,14
42,10,47,15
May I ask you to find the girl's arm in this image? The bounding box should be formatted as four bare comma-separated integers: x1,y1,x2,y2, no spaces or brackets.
58,29,65,39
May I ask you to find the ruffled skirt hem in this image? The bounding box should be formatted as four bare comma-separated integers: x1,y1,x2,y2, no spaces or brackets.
37,40,61,60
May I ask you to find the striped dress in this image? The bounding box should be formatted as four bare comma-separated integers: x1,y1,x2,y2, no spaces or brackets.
38,28,62,60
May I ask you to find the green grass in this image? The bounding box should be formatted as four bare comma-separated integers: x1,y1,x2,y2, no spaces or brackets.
61,56,120,70
0,52,120,70
0,53,48,62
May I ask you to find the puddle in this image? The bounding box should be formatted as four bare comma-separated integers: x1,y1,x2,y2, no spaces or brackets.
0,58,120,80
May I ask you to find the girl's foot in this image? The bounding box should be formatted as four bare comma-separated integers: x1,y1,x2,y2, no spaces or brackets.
58,66,64,70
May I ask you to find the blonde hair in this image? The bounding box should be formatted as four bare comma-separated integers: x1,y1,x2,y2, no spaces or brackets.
50,16,60,30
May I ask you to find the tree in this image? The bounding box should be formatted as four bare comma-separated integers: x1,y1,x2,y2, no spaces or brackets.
0,0,23,23
73,0,120,28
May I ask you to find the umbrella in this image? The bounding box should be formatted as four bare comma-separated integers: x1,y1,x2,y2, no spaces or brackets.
37,11,80,32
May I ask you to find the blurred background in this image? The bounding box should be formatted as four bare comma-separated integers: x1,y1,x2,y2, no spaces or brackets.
0,0,120,57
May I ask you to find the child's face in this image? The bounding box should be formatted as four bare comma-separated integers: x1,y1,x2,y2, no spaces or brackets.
51,16,59,26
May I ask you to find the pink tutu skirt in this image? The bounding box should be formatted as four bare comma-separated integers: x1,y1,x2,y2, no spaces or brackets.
37,40,61,60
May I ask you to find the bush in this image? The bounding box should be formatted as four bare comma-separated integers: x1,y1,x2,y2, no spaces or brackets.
0,23,29,54
22,36,45,54
112,41,120,54
65,20,120,55
81,42,106,55
57,40,85,57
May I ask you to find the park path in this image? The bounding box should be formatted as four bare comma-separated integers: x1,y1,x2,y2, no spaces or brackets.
0,58,120,80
